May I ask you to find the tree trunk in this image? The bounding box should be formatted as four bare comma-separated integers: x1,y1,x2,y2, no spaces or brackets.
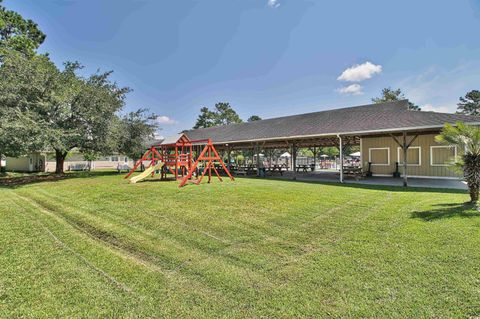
468,181,479,203
463,154,480,203
55,150,67,174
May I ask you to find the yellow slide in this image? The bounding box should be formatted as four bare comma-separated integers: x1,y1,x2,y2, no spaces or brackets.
129,162,164,184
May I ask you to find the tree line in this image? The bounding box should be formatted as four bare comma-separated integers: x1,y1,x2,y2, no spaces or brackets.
193,102,262,129
0,1,157,173
193,88,480,130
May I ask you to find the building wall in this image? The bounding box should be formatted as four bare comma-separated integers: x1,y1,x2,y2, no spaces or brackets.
7,153,133,173
6,153,45,172
361,134,460,178
45,158,134,172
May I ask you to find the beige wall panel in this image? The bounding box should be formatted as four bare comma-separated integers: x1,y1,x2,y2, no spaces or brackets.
361,134,460,178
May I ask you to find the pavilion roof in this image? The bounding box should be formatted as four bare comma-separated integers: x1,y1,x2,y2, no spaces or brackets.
185,100,480,147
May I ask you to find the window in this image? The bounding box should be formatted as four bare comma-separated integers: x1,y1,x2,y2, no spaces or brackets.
124,157,128,163
111,156,119,162
369,147,390,166
397,146,421,166
430,146,457,166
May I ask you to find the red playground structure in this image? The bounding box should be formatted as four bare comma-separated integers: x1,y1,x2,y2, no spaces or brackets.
124,133,234,187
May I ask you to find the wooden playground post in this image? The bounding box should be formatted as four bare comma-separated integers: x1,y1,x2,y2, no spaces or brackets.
208,142,212,183
151,149,155,177
174,145,178,180
124,147,152,179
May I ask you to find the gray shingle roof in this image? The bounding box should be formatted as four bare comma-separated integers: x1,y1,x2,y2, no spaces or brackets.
185,100,480,144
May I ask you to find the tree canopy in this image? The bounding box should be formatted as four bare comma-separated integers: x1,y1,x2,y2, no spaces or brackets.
372,87,420,111
247,115,262,122
0,0,45,55
117,109,158,161
436,122,480,202
0,1,158,174
0,51,56,157
193,102,243,129
0,50,141,173
456,90,480,116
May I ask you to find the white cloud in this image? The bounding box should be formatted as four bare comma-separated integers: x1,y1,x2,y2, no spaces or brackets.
154,133,164,140
336,84,364,95
155,115,177,125
395,61,480,114
267,0,280,8
337,61,382,82
421,104,451,113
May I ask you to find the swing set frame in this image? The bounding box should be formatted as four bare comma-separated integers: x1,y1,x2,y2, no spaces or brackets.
124,134,234,187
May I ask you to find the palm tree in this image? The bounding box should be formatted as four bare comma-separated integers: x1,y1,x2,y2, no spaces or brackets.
436,122,480,203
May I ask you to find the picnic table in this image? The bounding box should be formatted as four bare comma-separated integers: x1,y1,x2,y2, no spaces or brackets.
342,166,363,180
233,165,257,176
266,164,284,176
117,164,132,173
295,165,309,172
69,163,89,171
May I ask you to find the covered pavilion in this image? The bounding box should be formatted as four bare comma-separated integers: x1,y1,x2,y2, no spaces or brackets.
185,100,480,186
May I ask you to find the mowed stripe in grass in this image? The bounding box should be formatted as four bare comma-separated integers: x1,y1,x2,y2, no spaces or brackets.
1,172,480,318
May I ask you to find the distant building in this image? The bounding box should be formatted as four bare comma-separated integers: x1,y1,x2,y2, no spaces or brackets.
5,151,134,172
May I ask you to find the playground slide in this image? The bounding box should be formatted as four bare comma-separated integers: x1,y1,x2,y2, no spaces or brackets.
129,162,164,184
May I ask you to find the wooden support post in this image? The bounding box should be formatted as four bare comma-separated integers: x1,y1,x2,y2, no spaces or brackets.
402,132,408,187
292,143,297,180
208,145,212,183
390,132,418,188
151,149,155,177
311,147,317,171
338,135,343,183
256,143,261,177
226,145,231,170
174,146,178,180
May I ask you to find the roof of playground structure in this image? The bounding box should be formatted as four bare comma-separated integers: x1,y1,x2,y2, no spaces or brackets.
145,134,192,148
159,134,189,145
184,100,480,147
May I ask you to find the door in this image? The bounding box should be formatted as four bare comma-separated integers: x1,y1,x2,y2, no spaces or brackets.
28,156,34,172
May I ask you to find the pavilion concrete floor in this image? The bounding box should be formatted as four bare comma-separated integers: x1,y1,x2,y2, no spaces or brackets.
261,170,468,190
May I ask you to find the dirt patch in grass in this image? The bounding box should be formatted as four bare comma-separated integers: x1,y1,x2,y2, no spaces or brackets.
0,174,67,187
0,170,120,187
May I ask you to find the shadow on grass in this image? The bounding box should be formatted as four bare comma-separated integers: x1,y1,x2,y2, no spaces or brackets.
140,177,177,183
411,202,480,221
239,175,469,195
0,170,122,189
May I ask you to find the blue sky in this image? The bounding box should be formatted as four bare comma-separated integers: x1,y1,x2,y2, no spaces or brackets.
7,0,480,136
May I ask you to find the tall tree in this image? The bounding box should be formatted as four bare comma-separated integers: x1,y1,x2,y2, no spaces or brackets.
193,102,243,129
0,0,45,55
456,90,480,116
49,65,130,173
0,2,46,160
193,107,216,129
213,102,243,126
117,109,158,162
0,51,56,157
372,87,420,111
247,115,262,122
0,51,131,174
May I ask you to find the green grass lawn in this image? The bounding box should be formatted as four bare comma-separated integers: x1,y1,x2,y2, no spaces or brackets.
1,171,480,318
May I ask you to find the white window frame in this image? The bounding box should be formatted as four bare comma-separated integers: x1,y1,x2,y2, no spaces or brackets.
368,147,390,166
397,146,421,166
430,145,457,167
